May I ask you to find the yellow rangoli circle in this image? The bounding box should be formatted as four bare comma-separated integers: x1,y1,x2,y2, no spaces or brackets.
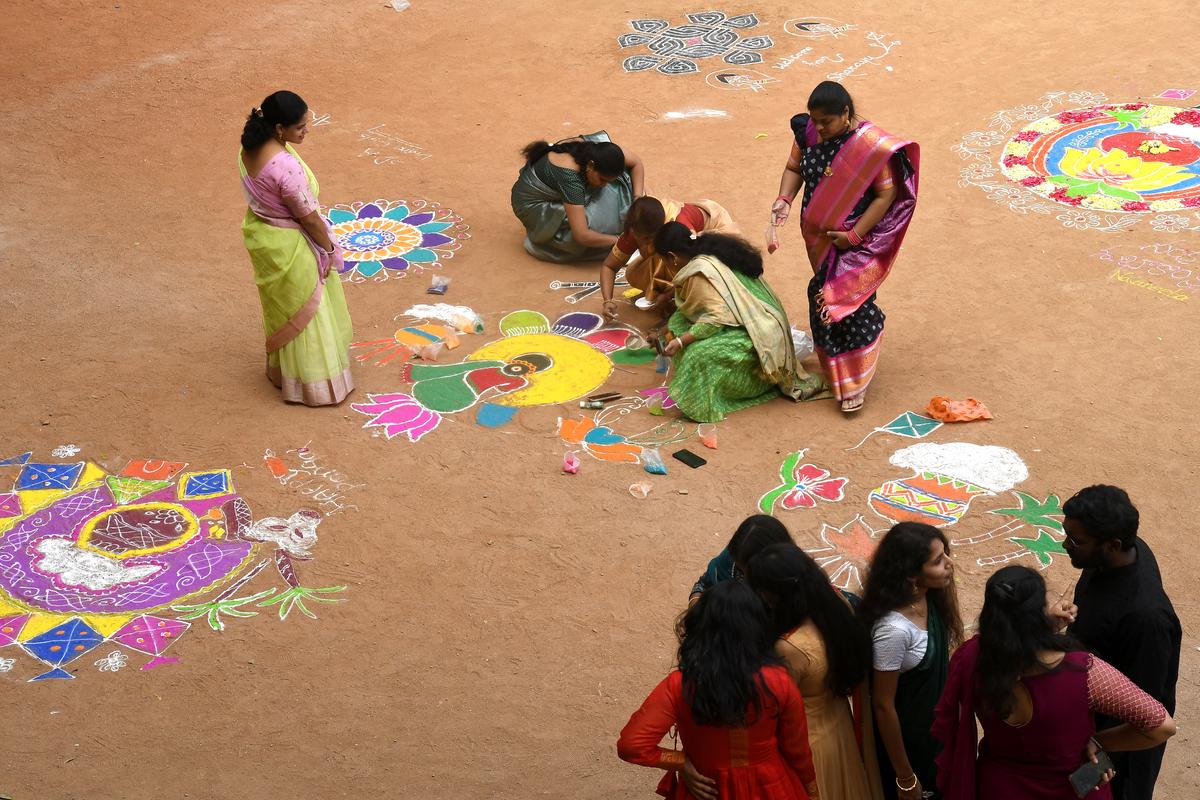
468,333,611,408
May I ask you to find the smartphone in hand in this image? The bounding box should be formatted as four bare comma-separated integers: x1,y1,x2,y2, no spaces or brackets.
1069,750,1114,798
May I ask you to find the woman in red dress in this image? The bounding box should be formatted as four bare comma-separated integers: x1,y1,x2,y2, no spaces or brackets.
932,566,1176,800
618,581,819,800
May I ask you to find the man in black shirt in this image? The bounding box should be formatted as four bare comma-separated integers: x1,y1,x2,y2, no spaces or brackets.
1063,485,1181,800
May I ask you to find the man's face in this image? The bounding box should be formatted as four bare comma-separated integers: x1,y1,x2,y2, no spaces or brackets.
1063,518,1109,569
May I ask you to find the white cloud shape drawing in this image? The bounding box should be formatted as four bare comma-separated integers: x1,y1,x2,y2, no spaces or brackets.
889,442,1029,493
34,539,161,590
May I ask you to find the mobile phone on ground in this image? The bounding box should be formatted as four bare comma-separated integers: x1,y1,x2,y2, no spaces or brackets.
1069,750,1115,798
672,449,707,469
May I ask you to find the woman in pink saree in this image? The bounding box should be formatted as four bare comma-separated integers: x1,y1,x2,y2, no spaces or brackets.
769,82,919,413
239,90,354,406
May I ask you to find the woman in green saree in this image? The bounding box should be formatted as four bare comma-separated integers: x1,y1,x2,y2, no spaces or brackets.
510,132,643,263
861,523,964,800
652,222,826,423
238,91,354,406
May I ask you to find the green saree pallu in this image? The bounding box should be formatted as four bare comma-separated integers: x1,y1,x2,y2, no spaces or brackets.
510,130,633,263
875,607,949,800
667,255,827,423
239,144,354,406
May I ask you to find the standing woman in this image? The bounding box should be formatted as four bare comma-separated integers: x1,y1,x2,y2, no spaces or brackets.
860,523,963,800
748,543,885,800
238,91,354,406
769,81,919,413
932,566,1175,800
618,581,819,800
511,132,644,263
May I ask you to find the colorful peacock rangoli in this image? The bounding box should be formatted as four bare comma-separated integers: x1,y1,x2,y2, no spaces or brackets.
352,311,651,443
1001,104,1200,214
0,453,344,682
323,198,470,283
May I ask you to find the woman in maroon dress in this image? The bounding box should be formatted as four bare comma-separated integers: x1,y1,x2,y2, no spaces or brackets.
618,581,819,800
932,566,1176,800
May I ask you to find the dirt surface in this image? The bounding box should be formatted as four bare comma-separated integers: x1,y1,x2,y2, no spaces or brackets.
1,1,1196,798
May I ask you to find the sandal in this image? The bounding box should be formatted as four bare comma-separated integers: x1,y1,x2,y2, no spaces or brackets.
840,396,865,413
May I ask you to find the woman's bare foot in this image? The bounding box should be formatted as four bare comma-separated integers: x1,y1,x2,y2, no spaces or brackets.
840,396,865,413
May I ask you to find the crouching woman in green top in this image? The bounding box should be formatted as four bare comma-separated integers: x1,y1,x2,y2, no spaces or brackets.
655,222,827,423
511,132,643,263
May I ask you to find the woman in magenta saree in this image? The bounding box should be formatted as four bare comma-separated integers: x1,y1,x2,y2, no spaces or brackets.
770,82,919,413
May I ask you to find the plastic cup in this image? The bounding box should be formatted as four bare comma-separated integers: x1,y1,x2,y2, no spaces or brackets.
562,453,580,475
628,481,653,499
697,424,718,450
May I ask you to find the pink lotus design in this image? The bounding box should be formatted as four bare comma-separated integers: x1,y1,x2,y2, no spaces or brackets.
350,393,442,442
759,450,849,512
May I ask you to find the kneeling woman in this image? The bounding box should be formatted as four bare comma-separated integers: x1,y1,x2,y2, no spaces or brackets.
655,223,826,423
600,195,740,320
511,133,644,263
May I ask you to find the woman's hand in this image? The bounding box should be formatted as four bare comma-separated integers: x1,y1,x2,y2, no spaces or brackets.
896,776,923,800
602,299,619,321
663,336,686,356
771,196,791,226
826,230,852,250
1086,738,1116,787
681,758,717,800
1048,598,1078,632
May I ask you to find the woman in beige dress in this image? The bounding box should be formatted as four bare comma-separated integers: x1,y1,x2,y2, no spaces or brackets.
748,542,884,799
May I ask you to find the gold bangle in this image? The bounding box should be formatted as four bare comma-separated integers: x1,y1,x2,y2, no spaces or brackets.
895,775,918,792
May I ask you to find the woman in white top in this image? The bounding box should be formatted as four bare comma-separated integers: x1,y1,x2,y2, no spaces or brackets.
860,522,964,800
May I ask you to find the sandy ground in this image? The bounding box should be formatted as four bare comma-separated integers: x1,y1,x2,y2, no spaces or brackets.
0,1,1197,797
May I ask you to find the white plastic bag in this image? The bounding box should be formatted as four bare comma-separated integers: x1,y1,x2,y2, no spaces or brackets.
791,327,814,360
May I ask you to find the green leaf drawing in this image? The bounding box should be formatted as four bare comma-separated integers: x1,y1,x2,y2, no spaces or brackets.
1102,108,1145,128
1065,181,1100,198
1097,183,1142,201
758,451,803,513
988,491,1064,533
257,585,347,621
1047,175,1074,185
1007,529,1067,568
172,588,277,633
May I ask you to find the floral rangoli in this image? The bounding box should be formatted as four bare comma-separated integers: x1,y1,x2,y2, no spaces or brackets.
1001,104,1200,213
323,199,469,282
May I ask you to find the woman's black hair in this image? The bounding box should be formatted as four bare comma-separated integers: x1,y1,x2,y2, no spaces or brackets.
977,566,1082,716
747,543,873,697
625,196,667,237
241,90,309,151
807,80,855,120
859,522,964,647
520,139,626,178
653,221,764,278
728,514,793,570
676,580,781,726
